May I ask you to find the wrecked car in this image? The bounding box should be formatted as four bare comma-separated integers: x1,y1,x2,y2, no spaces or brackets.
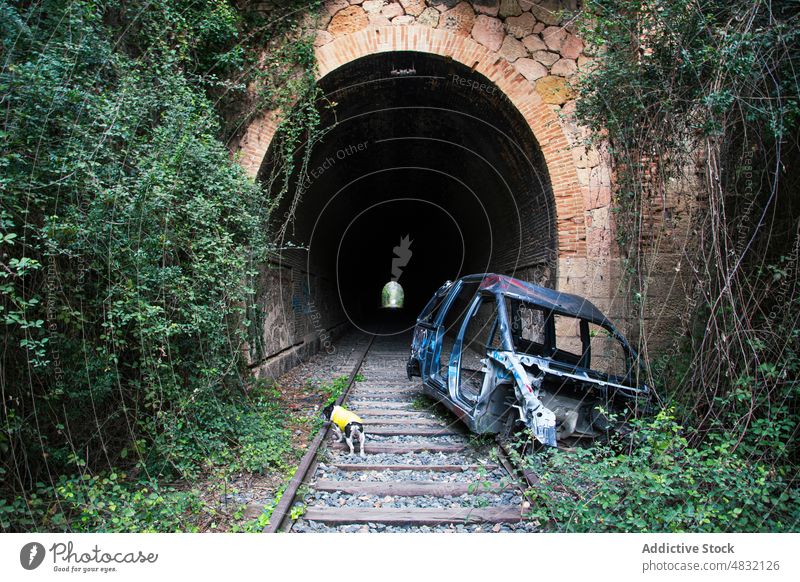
407,274,651,447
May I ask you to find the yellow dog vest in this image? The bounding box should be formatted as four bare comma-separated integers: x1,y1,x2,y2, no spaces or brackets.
331,406,363,431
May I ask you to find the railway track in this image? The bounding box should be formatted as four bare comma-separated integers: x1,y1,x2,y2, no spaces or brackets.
269,332,537,533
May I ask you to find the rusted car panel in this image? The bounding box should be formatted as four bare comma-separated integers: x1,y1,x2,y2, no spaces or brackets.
407,274,651,446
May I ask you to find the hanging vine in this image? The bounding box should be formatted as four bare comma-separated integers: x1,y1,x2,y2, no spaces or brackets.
575,0,800,460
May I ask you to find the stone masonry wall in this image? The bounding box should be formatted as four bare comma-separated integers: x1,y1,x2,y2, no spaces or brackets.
236,0,695,358
246,260,348,382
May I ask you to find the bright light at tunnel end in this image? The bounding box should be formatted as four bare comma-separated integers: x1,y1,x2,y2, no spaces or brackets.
381,280,405,309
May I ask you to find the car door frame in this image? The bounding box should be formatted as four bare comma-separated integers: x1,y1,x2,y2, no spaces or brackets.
424,278,483,392
447,291,503,410
411,281,460,389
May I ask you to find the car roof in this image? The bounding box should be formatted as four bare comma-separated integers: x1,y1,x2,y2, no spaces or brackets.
459,273,613,327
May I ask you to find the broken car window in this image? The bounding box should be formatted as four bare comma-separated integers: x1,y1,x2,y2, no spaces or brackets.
458,296,498,403
507,299,548,356
588,323,629,379
439,281,479,375
418,289,447,324
462,296,498,359
553,313,584,363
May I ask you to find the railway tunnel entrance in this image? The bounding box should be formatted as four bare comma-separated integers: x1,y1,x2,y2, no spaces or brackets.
259,51,559,336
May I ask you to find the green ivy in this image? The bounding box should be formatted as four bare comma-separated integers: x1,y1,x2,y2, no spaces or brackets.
0,0,321,531
574,0,800,477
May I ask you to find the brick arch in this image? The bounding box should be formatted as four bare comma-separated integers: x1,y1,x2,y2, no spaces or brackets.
236,25,587,258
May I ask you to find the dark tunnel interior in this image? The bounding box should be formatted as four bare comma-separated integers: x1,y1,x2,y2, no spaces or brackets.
260,51,557,335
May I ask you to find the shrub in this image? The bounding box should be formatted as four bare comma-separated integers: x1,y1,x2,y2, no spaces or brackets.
0,0,317,531
1,473,203,533
522,411,800,532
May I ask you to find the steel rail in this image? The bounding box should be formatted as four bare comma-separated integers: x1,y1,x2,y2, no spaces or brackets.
264,334,375,533
266,333,531,532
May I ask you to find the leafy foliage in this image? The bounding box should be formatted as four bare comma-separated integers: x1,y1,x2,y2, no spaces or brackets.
1,473,204,533
319,373,364,407
0,0,319,531
521,412,800,532
575,0,800,498
0,378,296,532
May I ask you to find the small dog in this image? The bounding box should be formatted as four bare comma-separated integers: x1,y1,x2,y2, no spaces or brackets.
322,403,366,457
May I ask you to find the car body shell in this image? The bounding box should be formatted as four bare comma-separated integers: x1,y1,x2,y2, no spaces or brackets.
407,274,651,446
